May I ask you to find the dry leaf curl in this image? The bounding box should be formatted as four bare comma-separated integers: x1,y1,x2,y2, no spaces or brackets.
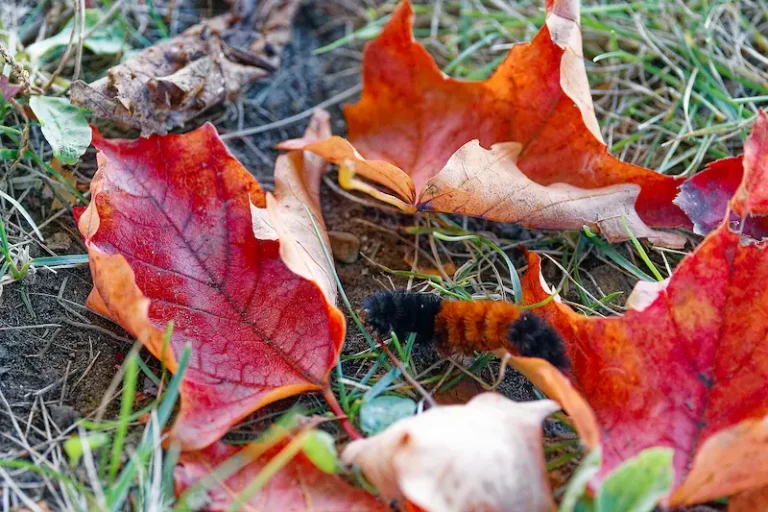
342,393,559,512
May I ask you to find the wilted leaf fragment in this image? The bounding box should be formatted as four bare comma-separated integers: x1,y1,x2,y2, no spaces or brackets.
675,111,768,237
29,96,91,165
174,439,386,512
674,157,743,235
343,393,559,512
78,123,344,450
25,9,126,64
360,395,418,436
559,449,601,512
300,429,339,475
516,116,768,505
0,75,22,101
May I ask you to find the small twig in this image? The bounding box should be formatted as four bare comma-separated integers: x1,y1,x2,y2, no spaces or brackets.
321,388,362,440
73,0,87,81
43,2,79,91
0,44,32,94
59,360,71,406
54,317,134,344
9,99,30,172
370,330,438,408
70,350,102,392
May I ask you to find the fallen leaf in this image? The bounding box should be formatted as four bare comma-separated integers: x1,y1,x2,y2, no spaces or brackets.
674,157,743,235
29,96,92,165
252,109,337,302
501,354,599,452
512,116,768,505
342,393,559,512
596,447,674,512
422,141,683,247
71,0,300,136
729,484,768,512
359,395,417,436
672,416,768,506
734,111,768,215
46,159,82,209
174,437,386,512
279,0,734,246
78,122,345,450
675,111,768,237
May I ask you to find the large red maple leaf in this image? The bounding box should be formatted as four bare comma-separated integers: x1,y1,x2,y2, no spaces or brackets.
513,112,768,506
78,123,345,450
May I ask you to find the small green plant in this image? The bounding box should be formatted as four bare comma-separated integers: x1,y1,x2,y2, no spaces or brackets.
0,217,31,281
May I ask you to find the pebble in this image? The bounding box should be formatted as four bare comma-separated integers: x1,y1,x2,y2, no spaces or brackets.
329,231,360,264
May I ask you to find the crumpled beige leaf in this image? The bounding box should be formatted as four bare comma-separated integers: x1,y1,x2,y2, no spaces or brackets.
421,141,684,247
342,393,559,512
71,0,300,136
252,109,337,302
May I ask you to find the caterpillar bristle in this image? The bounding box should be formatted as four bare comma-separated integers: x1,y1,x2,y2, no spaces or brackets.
362,291,443,341
435,301,523,353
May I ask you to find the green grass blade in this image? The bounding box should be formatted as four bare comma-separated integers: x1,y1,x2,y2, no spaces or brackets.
620,218,665,281
108,353,139,483
583,227,655,282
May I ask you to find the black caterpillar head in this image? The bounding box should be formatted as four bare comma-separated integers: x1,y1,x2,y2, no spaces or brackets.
507,312,569,370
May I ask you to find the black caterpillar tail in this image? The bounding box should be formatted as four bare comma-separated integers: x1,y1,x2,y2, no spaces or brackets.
363,291,569,370
362,291,444,343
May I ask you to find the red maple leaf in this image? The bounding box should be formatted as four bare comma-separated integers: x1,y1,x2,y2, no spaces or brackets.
77,122,346,450
175,437,386,512
513,112,768,506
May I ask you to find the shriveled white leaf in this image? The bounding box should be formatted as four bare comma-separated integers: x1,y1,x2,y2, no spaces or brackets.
342,393,559,512
625,279,670,312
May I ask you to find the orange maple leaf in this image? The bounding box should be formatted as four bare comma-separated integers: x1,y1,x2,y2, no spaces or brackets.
279,0,738,247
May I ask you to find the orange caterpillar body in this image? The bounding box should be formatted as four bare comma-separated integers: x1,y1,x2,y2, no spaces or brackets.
435,300,523,353
363,291,569,369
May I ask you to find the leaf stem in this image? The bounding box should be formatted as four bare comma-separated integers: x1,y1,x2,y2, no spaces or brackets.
322,388,363,440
